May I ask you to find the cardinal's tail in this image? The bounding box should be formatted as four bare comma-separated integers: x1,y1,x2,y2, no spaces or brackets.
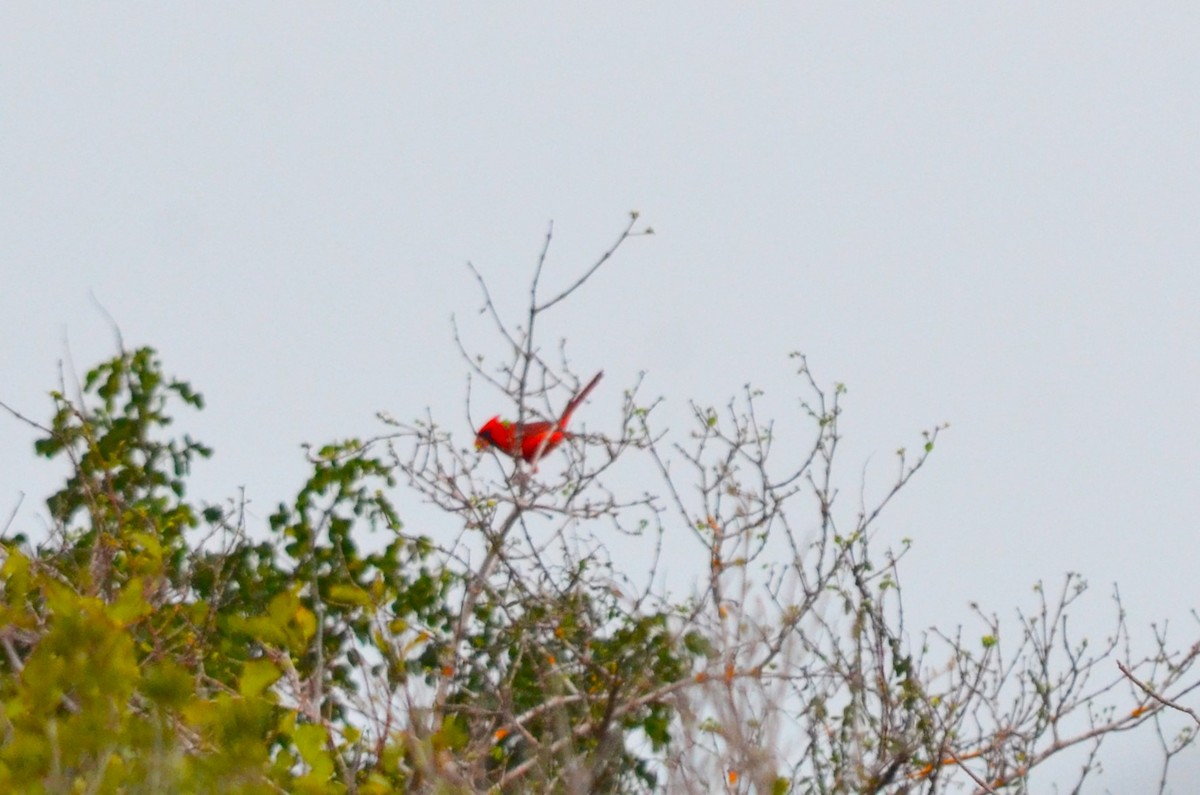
557,371,603,429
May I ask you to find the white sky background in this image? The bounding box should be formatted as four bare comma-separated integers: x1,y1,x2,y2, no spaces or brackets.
3,5,1200,790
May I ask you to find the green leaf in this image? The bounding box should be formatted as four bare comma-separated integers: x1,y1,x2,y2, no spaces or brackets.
682,630,713,658
293,722,335,780
432,714,469,753
328,583,373,608
240,658,282,698
110,578,154,625
143,659,194,708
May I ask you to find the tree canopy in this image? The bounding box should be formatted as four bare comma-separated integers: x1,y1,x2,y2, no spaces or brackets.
2,219,1198,794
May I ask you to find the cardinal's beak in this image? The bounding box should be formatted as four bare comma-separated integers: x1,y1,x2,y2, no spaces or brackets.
475,435,489,451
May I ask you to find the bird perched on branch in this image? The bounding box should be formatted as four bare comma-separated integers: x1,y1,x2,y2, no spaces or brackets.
475,371,603,466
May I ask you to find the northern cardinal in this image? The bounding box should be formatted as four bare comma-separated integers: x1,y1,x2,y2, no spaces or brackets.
475,371,603,464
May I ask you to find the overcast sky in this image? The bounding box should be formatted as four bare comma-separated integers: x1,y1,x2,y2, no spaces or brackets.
3,6,1199,789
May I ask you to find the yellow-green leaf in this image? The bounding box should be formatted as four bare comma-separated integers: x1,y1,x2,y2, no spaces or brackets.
240,658,282,698
110,578,153,625
328,583,372,608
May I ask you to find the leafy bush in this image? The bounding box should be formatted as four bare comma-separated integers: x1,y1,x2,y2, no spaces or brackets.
3,220,1197,794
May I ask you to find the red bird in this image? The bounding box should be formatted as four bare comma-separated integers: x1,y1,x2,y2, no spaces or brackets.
475,372,603,464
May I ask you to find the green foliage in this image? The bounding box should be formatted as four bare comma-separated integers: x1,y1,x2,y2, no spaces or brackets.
2,337,1184,794
35,348,209,575
0,347,695,793
266,439,454,720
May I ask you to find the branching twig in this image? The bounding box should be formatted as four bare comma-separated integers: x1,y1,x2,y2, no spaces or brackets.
1118,658,1200,727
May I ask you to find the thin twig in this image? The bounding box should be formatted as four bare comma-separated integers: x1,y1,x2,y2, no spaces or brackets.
535,212,645,314
1,492,23,539
1118,659,1200,727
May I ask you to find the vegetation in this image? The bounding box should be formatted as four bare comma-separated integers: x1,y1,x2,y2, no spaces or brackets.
2,217,1198,793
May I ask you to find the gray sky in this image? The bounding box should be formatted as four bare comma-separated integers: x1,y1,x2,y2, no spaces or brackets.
4,6,1199,789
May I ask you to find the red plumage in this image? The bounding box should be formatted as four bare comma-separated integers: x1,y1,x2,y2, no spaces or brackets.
475,372,603,464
